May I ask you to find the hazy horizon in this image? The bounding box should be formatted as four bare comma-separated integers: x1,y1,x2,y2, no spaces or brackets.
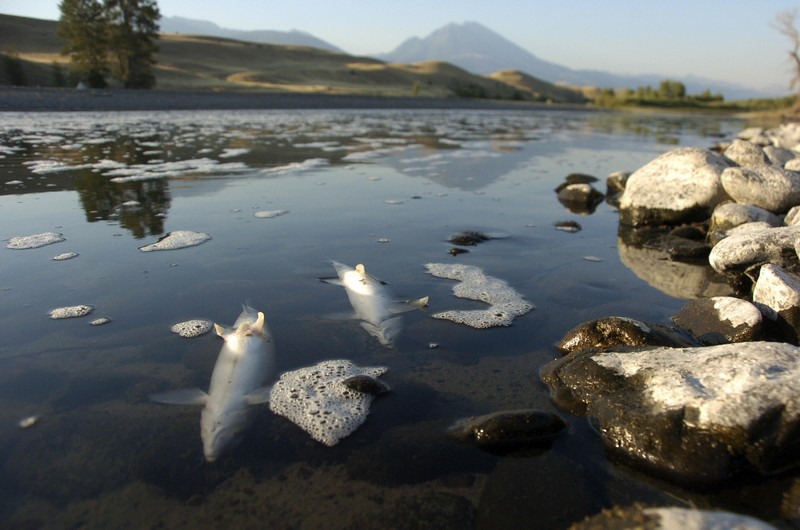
3,0,798,95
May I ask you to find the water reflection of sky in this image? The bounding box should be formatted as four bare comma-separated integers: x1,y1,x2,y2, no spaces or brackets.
0,109,759,528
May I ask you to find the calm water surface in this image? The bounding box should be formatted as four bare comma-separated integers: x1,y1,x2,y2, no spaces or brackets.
2,108,781,529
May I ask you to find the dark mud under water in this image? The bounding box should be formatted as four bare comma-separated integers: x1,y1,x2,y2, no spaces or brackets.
1,105,793,529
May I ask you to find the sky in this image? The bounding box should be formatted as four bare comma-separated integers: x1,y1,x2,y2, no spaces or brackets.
3,0,800,94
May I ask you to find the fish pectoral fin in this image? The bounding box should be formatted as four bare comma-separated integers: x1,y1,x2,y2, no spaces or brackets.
214,323,232,338
387,296,429,314
244,386,272,405
320,277,345,286
149,387,209,405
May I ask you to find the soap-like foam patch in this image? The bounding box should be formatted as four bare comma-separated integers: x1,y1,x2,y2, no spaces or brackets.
49,305,94,319
425,263,533,328
52,252,79,261
269,360,387,446
6,232,65,250
253,209,289,218
139,231,211,252
171,319,213,338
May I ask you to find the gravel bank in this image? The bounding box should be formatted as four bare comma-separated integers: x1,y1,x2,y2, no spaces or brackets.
0,86,560,112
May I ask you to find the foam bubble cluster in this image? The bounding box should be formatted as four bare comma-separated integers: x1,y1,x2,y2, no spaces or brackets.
425,263,533,328
171,319,213,338
139,231,211,252
52,252,79,261
6,232,65,250
49,305,94,319
253,209,289,218
269,360,388,446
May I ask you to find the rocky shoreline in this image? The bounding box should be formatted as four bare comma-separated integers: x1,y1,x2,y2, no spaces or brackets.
539,122,800,528
0,86,561,112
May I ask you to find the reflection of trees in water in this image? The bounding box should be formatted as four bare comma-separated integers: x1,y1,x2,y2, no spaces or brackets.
74,138,171,239
75,170,171,238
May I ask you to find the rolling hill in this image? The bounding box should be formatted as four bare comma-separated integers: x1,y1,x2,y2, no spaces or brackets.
0,13,584,103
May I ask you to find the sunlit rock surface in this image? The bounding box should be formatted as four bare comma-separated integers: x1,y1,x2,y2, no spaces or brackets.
710,202,781,232
619,147,732,226
753,264,800,343
720,165,800,213
541,341,800,484
671,296,762,345
709,225,800,275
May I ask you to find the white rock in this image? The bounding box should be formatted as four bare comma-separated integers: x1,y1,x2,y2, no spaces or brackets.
593,342,800,429
710,203,781,232
709,225,800,274
619,147,732,226
753,264,800,316
723,138,768,167
720,165,800,213
52,252,79,261
269,360,387,446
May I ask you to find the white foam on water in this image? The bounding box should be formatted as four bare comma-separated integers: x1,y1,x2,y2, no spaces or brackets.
253,209,289,218
170,319,213,338
269,360,388,446
260,158,329,175
49,305,94,319
425,263,534,328
6,232,65,250
139,231,212,252
219,148,250,158
52,252,79,261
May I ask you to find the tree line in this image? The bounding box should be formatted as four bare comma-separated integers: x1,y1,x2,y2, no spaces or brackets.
58,0,160,89
591,79,724,108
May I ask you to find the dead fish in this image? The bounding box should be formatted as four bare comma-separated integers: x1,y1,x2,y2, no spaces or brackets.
323,260,428,347
150,304,276,462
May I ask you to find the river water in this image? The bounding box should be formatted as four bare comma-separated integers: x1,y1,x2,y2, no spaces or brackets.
2,108,784,529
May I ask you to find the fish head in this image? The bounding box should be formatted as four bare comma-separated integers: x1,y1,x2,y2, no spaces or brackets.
201,407,250,463
216,311,271,341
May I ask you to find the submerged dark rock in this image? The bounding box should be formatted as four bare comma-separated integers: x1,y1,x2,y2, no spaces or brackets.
449,231,490,246
541,341,800,486
554,220,582,233
448,409,566,455
556,316,691,354
342,374,391,395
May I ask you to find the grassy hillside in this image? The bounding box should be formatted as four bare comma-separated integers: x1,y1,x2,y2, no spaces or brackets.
0,13,584,102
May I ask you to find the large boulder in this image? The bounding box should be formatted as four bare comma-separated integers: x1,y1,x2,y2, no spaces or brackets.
619,147,732,226
720,165,800,213
570,506,779,530
541,342,800,485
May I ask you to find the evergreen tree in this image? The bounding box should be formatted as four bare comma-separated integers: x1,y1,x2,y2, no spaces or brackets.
57,0,109,88
104,0,161,89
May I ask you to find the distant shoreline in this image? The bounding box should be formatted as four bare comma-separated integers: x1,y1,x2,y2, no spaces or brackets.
0,86,582,113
